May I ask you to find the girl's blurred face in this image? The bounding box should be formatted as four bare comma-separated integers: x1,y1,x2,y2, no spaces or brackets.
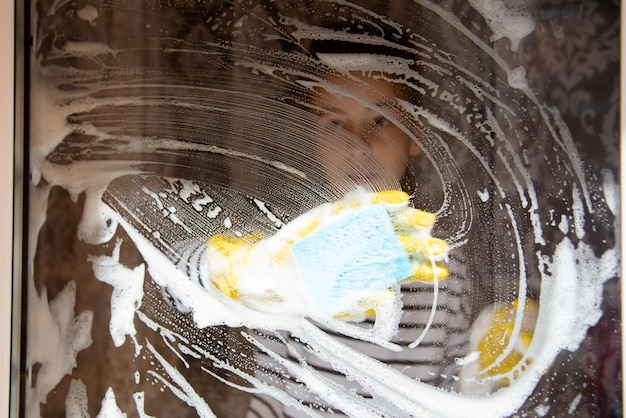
315,77,421,192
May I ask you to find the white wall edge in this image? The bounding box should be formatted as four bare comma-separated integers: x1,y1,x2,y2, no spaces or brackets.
2,1,15,415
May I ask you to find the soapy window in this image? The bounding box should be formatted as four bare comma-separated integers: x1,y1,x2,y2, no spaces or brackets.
17,0,620,417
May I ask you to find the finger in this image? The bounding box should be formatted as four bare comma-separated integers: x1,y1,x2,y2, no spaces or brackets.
397,235,448,261
207,234,261,298
403,264,449,283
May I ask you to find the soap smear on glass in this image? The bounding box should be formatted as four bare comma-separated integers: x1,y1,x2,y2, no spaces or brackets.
24,0,619,417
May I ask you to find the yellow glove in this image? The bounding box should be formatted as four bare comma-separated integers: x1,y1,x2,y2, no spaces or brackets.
206,189,449,319
459,298,538,394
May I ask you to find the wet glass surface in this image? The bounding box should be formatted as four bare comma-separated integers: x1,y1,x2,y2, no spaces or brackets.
20,1,620,417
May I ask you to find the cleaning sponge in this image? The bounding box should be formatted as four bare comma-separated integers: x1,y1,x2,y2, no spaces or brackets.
291,204,413,315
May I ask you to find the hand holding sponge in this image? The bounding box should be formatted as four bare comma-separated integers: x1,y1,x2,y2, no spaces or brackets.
206,190,449,319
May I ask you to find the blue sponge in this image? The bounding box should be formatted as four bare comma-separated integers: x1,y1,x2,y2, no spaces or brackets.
290,204,413,315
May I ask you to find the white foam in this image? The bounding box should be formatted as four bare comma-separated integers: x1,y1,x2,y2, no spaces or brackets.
89,239,146,348
468,0,536,51
65,379,89,418
25,280,93,417
133,392,156,418
96,388,127,418
25,1,618,416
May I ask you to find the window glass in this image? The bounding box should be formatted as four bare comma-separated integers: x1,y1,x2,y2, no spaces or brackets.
20,0,620,417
